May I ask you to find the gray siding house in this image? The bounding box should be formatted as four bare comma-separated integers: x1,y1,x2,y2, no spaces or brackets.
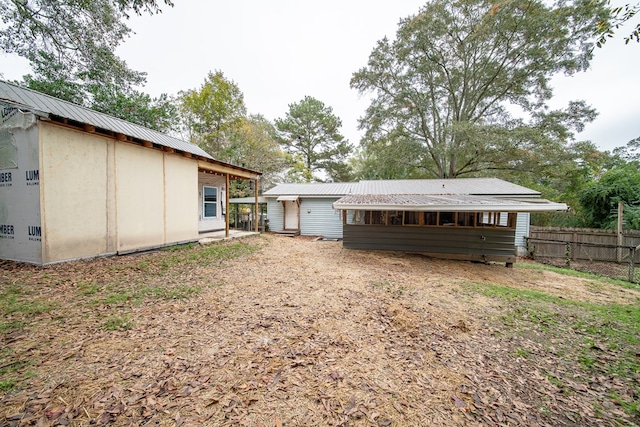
264,179,567,265
264,182,357,238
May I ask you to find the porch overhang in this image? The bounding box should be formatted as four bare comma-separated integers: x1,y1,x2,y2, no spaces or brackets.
332,194,568,212
197,160,261,180
276,195,300,202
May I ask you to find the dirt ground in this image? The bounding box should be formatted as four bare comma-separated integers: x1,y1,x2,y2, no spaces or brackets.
1,234,639,426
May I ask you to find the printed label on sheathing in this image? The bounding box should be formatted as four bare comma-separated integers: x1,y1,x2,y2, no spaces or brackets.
28,225,41,241
25,169,39,186
0,224,15,239
0,171,12,187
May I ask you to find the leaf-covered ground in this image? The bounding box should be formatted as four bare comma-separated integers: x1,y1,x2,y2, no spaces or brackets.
1,234,639,426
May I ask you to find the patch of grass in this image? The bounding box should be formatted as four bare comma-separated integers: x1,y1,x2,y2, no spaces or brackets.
0,379,16,392
77,282,100,296
465,281,640,418
94,283,203,307
546,373,564,388
143,285,202,300
108,240,261,275
133,260,151,271
609,391,640,417
104,292,134,305
0,285,55,316
185,241,260,265
161,242,196,252
0,360,32,376
0,321,27,331
371,280,406,298
0,358,34,394
517,261,639,290
102,315,133,331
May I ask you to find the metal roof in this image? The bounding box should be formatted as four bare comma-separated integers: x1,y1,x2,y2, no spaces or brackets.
263,182,359,197
0,80,214,159
276,195,300,201
332,194,568,212
229,196,267,204
356,178,541,196
265,178,541,198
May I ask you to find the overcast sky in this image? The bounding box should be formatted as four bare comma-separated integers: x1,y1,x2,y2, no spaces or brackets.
2,0,638,152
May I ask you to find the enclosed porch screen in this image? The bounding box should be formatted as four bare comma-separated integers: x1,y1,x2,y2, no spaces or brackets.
348,210,516,228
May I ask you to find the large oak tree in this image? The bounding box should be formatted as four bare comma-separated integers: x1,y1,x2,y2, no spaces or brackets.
351,0,608,179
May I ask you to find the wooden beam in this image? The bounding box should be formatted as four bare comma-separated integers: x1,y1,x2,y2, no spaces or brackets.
254,177,259,233
163,147,175,154
83,124,95,133
197,160,259,180
182,152,192,158
225,174,230,238
142,141,153,148
115,133,126,141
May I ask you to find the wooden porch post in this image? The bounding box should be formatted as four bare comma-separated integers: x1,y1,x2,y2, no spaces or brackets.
225,174,230,238
254,177,259,233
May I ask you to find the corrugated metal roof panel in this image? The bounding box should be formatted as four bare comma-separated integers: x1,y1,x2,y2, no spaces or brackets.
356,178,540,196
264,182,358,196
229,197,267,204
333,194,567,212
0,80,214,160
265,179,541,198
276,195,300,201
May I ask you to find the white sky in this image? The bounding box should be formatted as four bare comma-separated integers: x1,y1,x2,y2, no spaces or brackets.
1,0,638,152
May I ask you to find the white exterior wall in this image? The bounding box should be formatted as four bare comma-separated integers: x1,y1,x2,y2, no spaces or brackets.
198,173,226,232
165,156,198,242
40,122,117,262
115,142,166,252
300,198,343,238
0,112,42,264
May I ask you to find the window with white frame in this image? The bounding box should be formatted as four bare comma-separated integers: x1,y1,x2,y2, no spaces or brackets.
203,186,218,218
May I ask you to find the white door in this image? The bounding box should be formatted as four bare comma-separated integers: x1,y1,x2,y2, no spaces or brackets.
284,200,299,230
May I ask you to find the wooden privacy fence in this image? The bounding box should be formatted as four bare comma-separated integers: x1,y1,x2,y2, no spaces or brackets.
526,226,640,283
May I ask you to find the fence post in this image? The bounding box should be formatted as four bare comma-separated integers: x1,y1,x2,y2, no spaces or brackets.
629,247,636,283
617,202,624,263
565,242,571,268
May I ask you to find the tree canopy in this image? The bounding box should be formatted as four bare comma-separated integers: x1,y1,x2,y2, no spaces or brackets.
596,1,640,46
351,0,607,179
0,0,171,80
275,96,352,182
223,115,288,192
179,71,247,157
579,164,640,229
1,0,176,131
